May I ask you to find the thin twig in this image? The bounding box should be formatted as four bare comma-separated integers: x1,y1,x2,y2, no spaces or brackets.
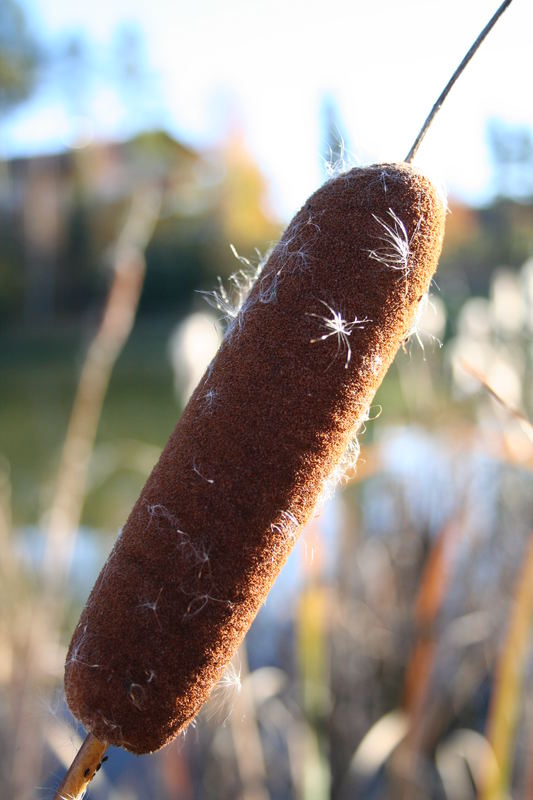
53,733,107,800
43,185,162,587
405,0,515,163
460,359,533,443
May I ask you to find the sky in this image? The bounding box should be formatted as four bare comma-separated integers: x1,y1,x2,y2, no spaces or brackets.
3,0,532,220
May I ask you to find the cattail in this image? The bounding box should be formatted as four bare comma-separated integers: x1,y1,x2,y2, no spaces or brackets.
53,6,515,795
64,162,445,754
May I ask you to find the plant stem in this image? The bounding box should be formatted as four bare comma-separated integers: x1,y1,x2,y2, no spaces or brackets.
43,186,162,587
53,734,107,800
481,534,533,800
405,0,515,164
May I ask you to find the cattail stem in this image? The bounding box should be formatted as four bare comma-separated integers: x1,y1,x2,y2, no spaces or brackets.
481,534,533,800
405,0,515,163
53,734,107,800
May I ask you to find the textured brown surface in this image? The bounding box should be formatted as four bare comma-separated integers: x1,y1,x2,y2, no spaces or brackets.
65,163,446,753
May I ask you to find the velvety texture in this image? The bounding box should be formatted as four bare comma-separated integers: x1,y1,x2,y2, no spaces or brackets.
65,163,446,753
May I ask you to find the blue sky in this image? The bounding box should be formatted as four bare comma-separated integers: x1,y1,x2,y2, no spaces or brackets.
4,0,532,219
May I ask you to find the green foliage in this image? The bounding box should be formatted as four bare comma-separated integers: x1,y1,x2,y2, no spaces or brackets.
0,0,40,109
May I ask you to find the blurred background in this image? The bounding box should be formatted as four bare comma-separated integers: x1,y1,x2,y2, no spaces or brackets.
1,0,533,797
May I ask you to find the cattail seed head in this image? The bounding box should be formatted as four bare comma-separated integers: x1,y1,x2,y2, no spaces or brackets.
65,162,446,753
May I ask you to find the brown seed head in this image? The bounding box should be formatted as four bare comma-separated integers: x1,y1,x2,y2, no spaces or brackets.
65,162,446,753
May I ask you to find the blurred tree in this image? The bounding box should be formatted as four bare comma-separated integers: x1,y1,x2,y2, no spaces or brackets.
214,128,280,256
58,34,90,118
0,0,40,110
112,24,147,101
487,119,533,200
438,197,533,314
111,24,164,133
